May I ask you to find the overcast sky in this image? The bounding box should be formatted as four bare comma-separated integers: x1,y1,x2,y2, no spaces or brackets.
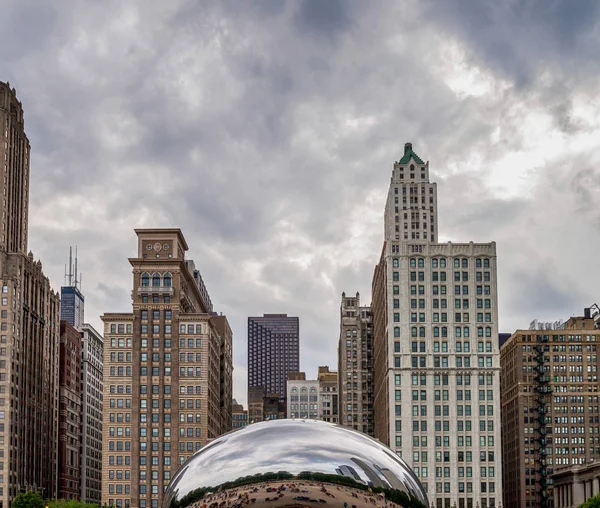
3,0,600,405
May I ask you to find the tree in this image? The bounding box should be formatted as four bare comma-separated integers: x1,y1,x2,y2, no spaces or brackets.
13,492,44,508
580,492,600,508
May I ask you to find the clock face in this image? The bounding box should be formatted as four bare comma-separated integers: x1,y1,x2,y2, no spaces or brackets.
153,242,163,252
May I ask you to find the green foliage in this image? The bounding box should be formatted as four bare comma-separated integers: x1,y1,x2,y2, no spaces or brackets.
44,499,99,508
13,492,44,508
579,492,600,508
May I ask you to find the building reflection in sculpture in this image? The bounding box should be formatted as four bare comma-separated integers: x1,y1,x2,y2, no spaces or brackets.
164,420,428,508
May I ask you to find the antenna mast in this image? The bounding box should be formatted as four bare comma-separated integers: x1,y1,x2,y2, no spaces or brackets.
68,247,73,287
74,246,78,289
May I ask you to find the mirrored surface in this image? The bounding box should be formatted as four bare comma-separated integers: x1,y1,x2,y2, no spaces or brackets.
164,419,428,508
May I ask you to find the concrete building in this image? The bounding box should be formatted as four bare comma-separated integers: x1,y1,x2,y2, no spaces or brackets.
338,293,374,435
80,323,103,504
58,321,82,499
553,462,600,508
0,81,61,505
500,308,600,508
371,143,502,508
231,400,248,430
101,229,233,508
287,367,339,423
248,314,299,404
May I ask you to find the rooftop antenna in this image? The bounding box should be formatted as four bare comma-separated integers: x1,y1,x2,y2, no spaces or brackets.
68,246,73,287
74,246,78,289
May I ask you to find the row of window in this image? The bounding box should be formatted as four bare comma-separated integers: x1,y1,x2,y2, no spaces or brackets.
404,258,491,269
140,273,172,287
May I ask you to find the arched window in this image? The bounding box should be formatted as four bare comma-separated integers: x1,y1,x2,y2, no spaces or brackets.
141,272,149,287
485,327,492,338
411,327,417,338
441,327,448,338
464,327,470,338
393,258,399,268
419,327,425,338
418,258,424,268
152,273,161,287
394,327,400,338
432,258,438,268
163,272,172,287
455,327,462,338
478,327,484,338
433,327,440,338
410,258,416,269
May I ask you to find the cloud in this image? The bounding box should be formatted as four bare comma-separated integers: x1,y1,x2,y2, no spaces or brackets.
2,0,599,405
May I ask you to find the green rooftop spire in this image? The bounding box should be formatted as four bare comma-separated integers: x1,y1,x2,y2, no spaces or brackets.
399,142,424,165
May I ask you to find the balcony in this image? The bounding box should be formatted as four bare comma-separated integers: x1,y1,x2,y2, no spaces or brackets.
137,285,174,295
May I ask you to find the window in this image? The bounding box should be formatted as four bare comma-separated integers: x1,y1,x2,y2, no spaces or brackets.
141,273,149,287
152,273,161,286
163,272,172,287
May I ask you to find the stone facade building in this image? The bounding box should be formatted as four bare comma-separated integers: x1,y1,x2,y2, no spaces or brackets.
0,81,61,506
58,321,82,499
371,143,502,508
338,293,373,435
101,229,233,508
80,323,103,504
287,367,339,423
500,309,600,508
552,462,600,508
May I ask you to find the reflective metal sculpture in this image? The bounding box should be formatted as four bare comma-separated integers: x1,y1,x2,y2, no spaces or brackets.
164,419,428,508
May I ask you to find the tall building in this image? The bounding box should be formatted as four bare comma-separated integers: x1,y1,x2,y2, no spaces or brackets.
0,81,61,505
58,321,82,499
500,307,600,508
287,367,339,423
101,228,233,508
338,293,374,435
371,143,502,508
60,247,84,330
247,314,299,403
80,323,103,504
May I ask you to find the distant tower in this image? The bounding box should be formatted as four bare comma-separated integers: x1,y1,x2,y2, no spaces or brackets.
61,246,85,330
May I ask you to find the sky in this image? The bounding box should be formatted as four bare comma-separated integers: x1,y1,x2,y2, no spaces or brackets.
2,0,600,406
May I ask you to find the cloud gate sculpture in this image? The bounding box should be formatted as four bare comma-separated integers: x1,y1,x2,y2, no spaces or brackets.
164,419,428,508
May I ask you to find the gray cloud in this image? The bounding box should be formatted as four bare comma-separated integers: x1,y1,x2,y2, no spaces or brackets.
3,0,600,405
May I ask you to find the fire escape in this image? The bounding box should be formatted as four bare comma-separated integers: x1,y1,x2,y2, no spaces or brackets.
535,334,551,508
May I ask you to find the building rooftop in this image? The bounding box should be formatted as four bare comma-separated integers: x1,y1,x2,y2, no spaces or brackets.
398,142,424,165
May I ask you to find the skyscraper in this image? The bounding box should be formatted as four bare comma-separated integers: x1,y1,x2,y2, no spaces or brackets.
60,247,84,330
338,293,374,435
371,143,502,508
500,307,600,508
101,228,233,508
0,81,61,505
247,314,299,402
